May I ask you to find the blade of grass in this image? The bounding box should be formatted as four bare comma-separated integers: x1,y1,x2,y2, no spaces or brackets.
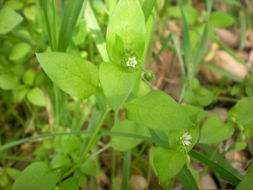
239,11,247,50
0,130,155,154
180,4,193,88
171,33,186,78
189,150,242,185
193,23,209,69
57,0,87,51
143,1,157,62
39,0,58,50
207,0,213,18
85,1,109,62
199,144,244,180
122,151,131,190
177,166,199,190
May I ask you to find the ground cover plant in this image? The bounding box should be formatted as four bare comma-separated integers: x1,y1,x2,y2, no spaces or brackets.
0,0,253,189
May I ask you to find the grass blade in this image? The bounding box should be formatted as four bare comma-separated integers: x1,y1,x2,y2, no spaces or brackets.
239,11,247,50
57,0,87,51
189,150,242,185
178,166,199,190
199,144,244,180
85,1,109,62
172,33,186,77
180,5,193,88
193,23,209,69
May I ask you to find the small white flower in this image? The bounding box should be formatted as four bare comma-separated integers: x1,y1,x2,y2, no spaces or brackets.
180,132,192,147
126,57,138,68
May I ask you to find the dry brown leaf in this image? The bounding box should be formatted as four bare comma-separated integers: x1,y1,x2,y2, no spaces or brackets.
216,29,240,49
201,50,248,83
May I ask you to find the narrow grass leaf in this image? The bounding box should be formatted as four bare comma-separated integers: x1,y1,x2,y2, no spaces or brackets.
85,2,109,62
58,0,87,51
180,5,193,87
177,166,199,190
189,150,241,185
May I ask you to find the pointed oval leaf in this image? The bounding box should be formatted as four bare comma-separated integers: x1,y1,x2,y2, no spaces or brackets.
27,87,46,107
0,74,20,90
0,7,23,34
13,162,58,190
99,62,139,110
200,117,234,144
37,52,99,99
229,97,253,129
151,147,186,183
125,90,193,132
106,0,146,64
59,177,78,190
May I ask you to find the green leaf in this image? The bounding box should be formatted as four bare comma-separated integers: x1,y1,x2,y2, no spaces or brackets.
22,69,35,86
151,147,186,183
0,74,20,90
106,0,146,64
37,52,99,99
135,80,151,98
210,12,235,28
23,6,36,22
229,97,253,129
110,120,149,152
0,7,23,34
236,165,253,190
182,105,207,124
6,168,20,180
80,159,98,177
125,90,192,132
59,177,78,190
200,116,234,144
4,0,24,10
170,6,198,25
99,62,138,110
9,42,31,61
27,87,46,107
12,162,58,190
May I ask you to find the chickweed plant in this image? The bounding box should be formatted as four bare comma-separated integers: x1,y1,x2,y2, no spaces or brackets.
0,0,253,189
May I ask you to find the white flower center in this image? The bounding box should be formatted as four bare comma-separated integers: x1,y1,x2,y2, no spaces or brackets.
180,132,192,147
126,57,138,68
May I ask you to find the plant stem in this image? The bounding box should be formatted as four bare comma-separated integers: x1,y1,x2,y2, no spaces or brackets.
122,151,131,190
81,109,109,159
